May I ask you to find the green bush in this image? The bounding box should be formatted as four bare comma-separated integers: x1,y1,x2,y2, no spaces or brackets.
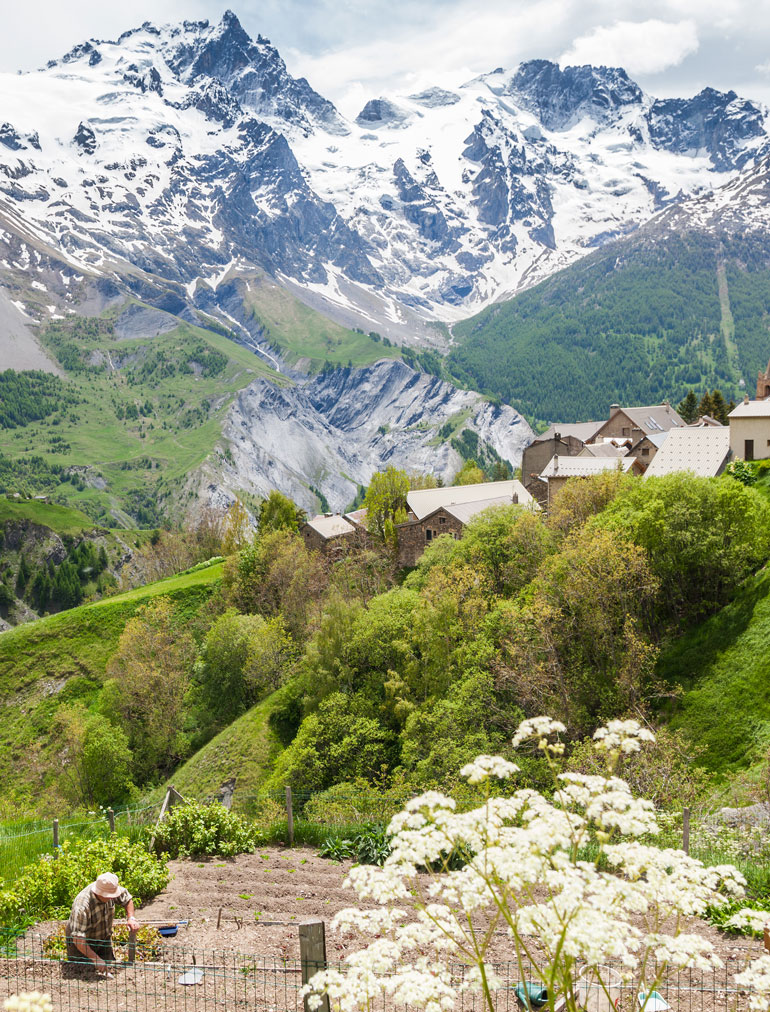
148,802,262,858
0,836,169,932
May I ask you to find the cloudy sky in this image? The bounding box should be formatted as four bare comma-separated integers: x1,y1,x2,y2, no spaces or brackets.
4,0,770,116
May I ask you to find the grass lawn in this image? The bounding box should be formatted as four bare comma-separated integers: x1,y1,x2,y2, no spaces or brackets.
658,568,770,771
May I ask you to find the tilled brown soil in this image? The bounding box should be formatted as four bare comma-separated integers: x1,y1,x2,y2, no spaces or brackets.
2,847,763,1011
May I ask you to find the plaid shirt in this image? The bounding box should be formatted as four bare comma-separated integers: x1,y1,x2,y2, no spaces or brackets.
66,882,132,942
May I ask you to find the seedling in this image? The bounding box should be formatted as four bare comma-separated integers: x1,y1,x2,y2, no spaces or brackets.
238,893,252,900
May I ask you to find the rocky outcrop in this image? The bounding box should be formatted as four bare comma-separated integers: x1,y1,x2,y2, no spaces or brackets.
212,359,534,512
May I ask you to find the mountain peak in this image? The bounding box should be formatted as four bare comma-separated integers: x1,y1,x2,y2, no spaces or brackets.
507,59,642,129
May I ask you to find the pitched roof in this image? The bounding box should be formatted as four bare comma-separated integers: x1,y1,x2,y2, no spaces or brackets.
344,507,368,526
537,421,604,443
443,496,527,524
305,514,355,539
729,399,770,418
613,403,685,433
643,427,732,478
539,456,637,479
406,480,534,520
579,442,628,458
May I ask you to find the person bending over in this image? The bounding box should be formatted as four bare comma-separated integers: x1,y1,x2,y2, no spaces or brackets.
66,872,139,974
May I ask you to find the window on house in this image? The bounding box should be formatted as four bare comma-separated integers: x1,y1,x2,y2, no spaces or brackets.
746,439,755,461
426,529,432,542
622,427,630,437
641,448,649,456
439,517,446,524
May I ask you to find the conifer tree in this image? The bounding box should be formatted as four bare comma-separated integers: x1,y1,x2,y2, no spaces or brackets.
677,390,698,424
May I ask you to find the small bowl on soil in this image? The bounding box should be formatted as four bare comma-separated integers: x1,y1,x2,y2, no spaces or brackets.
158,925,178,938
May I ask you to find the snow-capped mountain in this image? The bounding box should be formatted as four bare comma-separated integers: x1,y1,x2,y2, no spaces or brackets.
0,11,768,338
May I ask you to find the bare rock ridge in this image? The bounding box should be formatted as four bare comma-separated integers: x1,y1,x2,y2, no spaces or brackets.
207,359,534,512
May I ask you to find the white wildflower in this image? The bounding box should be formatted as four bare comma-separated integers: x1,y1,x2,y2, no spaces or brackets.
459,754,519,784
512,715,566,747
593,719,655,754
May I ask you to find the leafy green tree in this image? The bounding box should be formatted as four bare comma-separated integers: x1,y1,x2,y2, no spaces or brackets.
452,459,484,486
56,706,134,807
595,473,770,623
496,527,658,733
547,470,636,537
459,505,556,598
104,597,195,782
363,467,410,539
224,529,328,640
269,693,397,791
258,490,306,534
677,390,699,424
195,609,295,725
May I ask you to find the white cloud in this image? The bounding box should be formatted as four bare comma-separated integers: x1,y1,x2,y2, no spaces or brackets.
286,0,573,116
560,18,699,75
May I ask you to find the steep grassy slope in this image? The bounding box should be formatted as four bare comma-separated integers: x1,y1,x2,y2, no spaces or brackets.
240,272,400,370
0,312,284,526
450,230,770,424
0,560,223,810
156,690,284,806
658,568,770,771
0,499,95,537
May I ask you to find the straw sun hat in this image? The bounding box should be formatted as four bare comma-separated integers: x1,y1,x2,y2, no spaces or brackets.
93,873,122,900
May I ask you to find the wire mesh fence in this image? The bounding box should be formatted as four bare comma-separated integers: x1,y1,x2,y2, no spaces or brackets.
0,933,753,1012
0,803,162,884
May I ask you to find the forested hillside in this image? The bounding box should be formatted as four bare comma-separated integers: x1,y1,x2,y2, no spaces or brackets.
1,469,768,816
450,230,770,424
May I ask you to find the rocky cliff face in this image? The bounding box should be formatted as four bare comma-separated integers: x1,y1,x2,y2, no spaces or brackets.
198,359,533,512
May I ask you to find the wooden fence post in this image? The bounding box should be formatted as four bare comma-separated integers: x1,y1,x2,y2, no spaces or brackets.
764,923,770,955
682,807,690,855
286,786,294,848
52,818,59,857
299,920,329,1012
107,808,115,834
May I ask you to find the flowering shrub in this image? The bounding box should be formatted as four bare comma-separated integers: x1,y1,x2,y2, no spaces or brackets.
0,836,169,932
148,801,262,857
304,716,770,1012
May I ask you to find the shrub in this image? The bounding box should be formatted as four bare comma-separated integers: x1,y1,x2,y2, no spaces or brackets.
148,802,262,858
0,836,169,932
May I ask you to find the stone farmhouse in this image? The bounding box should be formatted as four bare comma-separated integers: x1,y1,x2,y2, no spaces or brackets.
521,401,689,504
395,480,536,567
301,479,537,567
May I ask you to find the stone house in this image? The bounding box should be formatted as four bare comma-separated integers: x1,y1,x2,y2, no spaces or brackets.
300,513,356,556
538,455,643,508
591,402,686,443
521,432,588,504
728,396,770,461
396,480,537,567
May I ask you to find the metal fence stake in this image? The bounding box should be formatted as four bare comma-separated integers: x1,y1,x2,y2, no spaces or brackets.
52,818,58,857
107,808,115,834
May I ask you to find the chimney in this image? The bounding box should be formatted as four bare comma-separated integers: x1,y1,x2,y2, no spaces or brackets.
744,394,750,404
553,456,559,474
609,403,620,419
512,492,519,504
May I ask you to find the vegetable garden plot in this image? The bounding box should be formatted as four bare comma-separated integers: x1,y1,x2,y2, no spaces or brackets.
0,935,753,1012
